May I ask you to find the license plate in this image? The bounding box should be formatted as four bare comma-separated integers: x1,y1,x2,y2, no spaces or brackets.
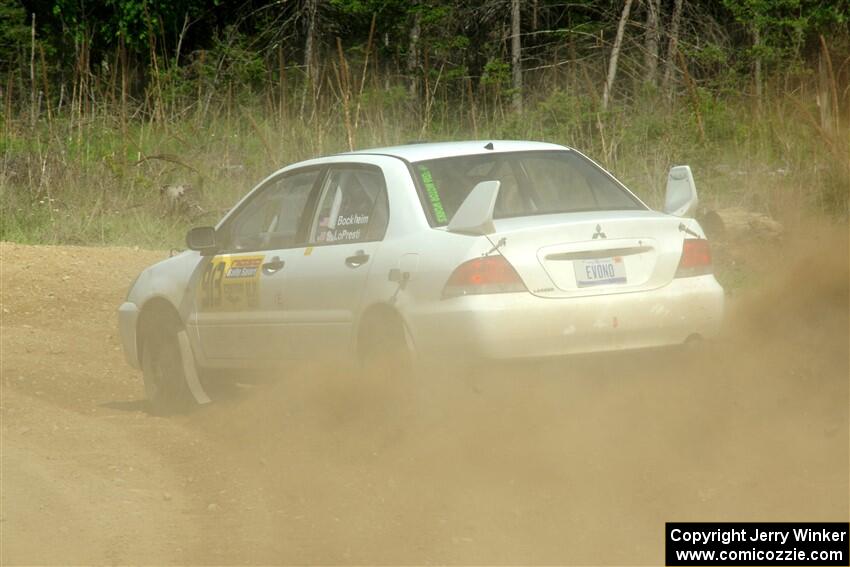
574,257,627,287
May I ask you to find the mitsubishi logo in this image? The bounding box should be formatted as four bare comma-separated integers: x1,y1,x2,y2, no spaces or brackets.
592,224,607,239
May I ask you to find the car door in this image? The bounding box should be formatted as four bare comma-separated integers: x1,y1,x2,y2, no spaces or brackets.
279,163,390,358
192,167,323,361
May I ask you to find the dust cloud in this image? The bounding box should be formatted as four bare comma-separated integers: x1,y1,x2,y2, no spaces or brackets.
191,221,849,564
1,220,847,565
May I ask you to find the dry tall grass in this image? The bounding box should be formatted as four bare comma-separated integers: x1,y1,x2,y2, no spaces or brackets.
1,49,847,249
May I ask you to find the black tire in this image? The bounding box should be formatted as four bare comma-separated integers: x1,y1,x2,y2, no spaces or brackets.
140,314,196,415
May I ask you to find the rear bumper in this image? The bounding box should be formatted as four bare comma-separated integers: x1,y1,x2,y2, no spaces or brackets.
408,275,724,359
117,302,141,369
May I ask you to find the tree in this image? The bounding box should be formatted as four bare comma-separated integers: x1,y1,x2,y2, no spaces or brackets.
303,0,318,80
643,0,660,87
0,0,30,70
661,0,683,97
722,0,849,106
511,0,522,113
602,0,634,110
407,6,421,100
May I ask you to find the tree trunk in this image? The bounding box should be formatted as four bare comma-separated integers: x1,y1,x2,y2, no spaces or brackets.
532,0,538,31
30,12,37,126
567,9,577,90
661,0,683,97
407,9,421,101
817,34,839,136
753,27,762,112
278,44,286,126
643,0,659,87
602,0,633,111
120,35,128,133
817,48,833,135
300,0,318,119
511,0,522,113
304,0,318,81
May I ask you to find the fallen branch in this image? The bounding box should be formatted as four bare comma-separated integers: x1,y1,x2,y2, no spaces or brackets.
133,153,206,180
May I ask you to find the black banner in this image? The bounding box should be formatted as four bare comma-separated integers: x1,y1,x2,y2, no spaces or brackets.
666,523,849,566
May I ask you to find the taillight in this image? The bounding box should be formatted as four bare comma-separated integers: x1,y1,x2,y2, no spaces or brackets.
675,239,712,277
442,255,527,298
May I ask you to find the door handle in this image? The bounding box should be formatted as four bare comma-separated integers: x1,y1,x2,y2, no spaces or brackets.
345,250,370,268
262,256,285,275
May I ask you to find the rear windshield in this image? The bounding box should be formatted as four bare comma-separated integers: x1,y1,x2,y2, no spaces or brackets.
413,150,644,226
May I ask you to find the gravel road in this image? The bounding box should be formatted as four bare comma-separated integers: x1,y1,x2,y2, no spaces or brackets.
1,226,847,565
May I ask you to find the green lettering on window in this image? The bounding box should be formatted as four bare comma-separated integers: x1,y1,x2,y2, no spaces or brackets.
418,165,448,224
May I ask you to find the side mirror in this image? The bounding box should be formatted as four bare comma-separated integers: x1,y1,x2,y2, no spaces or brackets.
447,180,501,235
186,226,218,255
664,165,698,217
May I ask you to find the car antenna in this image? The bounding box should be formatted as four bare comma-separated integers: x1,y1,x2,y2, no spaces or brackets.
484,142,494,150
484,237,507,256
678,222,702,239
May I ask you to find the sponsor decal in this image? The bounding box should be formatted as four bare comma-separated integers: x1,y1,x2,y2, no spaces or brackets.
225,257,262,279
337,213,369,226
320,228,362,243
199,255,264,311
418,165,448,224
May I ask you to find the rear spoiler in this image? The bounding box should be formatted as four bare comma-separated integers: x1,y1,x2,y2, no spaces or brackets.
447,180,501,236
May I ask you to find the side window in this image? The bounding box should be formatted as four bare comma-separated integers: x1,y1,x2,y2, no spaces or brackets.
222,170,319,252
310,167,389,244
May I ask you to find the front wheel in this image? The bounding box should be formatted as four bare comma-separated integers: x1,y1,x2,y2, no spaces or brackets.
140,316,200,415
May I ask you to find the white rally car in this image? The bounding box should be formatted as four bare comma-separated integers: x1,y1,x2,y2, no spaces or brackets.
118,141,723,412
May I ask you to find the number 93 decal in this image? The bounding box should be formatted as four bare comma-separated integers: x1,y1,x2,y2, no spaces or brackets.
199,255,264,311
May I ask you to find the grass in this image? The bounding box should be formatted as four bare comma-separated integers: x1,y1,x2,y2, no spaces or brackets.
1,73,847,257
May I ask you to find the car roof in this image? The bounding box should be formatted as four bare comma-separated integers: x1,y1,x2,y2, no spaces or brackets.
345,140,571,163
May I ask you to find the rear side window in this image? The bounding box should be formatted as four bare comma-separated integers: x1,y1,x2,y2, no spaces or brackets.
309,166,389,244
414,150,643,226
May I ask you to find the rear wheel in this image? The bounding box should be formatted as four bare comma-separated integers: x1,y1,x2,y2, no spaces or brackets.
358,309,415,383
140,313,197,415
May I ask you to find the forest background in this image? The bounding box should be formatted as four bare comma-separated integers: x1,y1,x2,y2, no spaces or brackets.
1,0,848,248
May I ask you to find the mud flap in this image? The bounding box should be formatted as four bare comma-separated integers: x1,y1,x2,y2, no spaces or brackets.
177,330,211,405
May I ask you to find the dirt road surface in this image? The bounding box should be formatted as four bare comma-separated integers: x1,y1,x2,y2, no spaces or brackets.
2,224,848,565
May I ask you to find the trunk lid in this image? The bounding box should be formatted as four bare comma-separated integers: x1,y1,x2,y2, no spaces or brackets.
489,210,686,298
